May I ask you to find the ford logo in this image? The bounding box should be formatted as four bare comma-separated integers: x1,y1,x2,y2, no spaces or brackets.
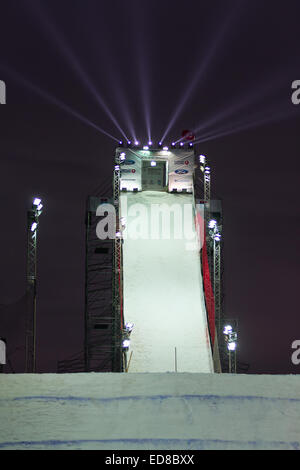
122,159,135,165
175,169,189,174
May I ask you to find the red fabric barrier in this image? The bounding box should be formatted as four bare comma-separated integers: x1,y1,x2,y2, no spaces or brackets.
195,211,215,346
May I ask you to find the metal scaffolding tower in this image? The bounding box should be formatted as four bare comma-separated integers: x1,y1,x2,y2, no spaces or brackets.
84,152,124,372
112,152,124,372
25,198,43,373
84,196,114,372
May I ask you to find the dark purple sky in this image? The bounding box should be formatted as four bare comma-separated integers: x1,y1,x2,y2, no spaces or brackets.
0,0,299,373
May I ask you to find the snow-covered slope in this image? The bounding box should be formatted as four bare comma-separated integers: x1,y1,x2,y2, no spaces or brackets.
120,191,213,373
1,372,300,450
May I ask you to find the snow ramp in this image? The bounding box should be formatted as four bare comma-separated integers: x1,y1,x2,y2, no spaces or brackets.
0,373,300,450
120,191,213,373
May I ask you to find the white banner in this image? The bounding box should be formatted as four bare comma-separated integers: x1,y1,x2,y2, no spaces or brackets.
0,339,6,365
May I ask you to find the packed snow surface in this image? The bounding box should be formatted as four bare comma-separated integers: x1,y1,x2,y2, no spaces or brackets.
0,373,300,450
120,191,213,373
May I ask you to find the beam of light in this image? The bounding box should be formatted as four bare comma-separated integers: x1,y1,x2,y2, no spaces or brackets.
193,105,299,145
191,74,289,139
0,65,119,142
160,3,246,143
123,1,152,143
27,2,128,141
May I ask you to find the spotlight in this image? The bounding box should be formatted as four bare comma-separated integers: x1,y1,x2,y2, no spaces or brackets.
125,322,134,332
31,222,37,232
151,161,157,167
171,142,176,148
199,155,206,164
205,166,210,174
223,325,232,335
209,220,217,229
134,140,140,147
228,342,236,351
119,140,124,147
189,143,193,148
122,339,130,348
33,198,42,207
120,152,126,161
163,146,169,151
148,141,153,147
37,203,43,212
127,140,132,148
214,233,221,242
180,142,184,148
158,141,162,148
143,146,149,150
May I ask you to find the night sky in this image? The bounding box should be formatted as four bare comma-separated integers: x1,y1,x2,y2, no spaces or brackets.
0,0,299,374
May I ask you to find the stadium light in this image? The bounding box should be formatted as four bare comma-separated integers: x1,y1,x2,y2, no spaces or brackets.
31,222,37,232
33,198,41,207
122,339,130,348
223,325,233,335
209,219,217,229
125,322,134,332
228,342,237,351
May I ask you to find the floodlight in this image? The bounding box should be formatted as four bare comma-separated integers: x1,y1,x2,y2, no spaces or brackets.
228,342,236,351
214,233,221,242
143,146,149,150
122,339,130,348
209,220,217,229
199,155,206,164
151,161,157,167
163,146,169,151
180,142,184,147
120,152,126,161
33,198,41,206
148,141,153,146
31,222,37,232
125,322,134,332
223,325,232,335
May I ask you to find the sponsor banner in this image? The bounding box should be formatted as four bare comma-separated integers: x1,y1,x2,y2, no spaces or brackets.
119,150,142,191
168,150,194,192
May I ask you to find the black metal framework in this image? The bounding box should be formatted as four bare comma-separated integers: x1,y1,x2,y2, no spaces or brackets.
84,149,125,372
25,207,40,373
84,196,115,372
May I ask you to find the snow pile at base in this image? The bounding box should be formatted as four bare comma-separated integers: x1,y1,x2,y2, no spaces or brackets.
0,372,300,450
121,191,213,373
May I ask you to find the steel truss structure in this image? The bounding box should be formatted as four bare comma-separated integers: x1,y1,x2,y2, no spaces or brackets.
25,205,41,373
84,196,115,372
84,154,124,372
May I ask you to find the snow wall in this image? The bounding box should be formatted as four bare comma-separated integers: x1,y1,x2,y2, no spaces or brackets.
1,372,300,450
